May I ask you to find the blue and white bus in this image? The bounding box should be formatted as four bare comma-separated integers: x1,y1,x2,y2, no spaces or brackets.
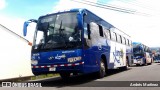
133,42,153,66
23,8,132,79
154,54,160,63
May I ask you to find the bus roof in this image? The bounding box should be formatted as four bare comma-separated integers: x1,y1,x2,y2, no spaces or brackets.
133,42,150,49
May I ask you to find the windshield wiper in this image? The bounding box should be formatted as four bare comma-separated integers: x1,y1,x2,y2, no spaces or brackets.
59,20,65,34
58,20,68,48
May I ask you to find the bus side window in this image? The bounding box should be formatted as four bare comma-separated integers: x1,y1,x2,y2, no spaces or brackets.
124,37,126,45
117,34,122,43
103,28,110,39
84,22,88,39
127,39,129,46
36,31,44,45
87,24,91,39
120,35,122,43
90,22,99,38
99,25,103,37
130,40,132,46
84,22,91,39
114,32,117,42
110,31,116,41
108,30,111,39
122,37,126,45
83,22,92,48
129,40,132,46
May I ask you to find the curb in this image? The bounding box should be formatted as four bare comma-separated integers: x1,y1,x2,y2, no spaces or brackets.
0,74,59,83
0,76,34,83
0,76,33,82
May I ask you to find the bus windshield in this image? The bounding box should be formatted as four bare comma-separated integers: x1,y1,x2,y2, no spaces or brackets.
133,48,143,54
133,47,144,57
33,12,82,52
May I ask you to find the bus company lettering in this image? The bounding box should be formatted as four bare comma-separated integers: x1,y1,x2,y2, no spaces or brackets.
55,54,66,60
114,50,123,57
68,57,82,63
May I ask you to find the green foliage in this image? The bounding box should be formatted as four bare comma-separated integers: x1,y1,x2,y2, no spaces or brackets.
30,73,59,80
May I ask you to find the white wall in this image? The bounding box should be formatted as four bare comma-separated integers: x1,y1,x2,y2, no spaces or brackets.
0,26,33,80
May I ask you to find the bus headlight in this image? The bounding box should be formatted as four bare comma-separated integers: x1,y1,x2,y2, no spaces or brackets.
31,60,38,65
68,56,82,63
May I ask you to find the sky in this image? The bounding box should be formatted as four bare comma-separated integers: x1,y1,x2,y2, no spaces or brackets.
1,0,160,47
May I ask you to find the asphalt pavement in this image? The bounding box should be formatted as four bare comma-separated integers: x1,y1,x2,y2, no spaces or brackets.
1,63,160,90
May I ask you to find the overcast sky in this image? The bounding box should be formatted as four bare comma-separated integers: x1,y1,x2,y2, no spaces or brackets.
1,0,160,47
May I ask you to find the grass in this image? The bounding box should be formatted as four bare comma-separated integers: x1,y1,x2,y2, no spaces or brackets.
0,74,59,83
30,73,59,80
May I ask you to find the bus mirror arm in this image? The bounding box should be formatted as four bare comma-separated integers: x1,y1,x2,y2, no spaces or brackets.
23,19,37,37
83,10,87,16
28,19,38,23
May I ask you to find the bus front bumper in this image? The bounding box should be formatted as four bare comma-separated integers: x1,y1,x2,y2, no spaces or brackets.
31,62,84,75
133,59,143,64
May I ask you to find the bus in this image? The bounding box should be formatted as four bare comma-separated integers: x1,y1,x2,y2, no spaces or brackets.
23,8,132,79
154,54,160,63
132,42,153,66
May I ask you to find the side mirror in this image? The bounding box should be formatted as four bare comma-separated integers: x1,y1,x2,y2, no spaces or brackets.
23,19,37,36
23,21,29,36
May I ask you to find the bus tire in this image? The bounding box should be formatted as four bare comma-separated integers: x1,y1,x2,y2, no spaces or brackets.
97,58,106,78
136,64,140,66
60,72,70,80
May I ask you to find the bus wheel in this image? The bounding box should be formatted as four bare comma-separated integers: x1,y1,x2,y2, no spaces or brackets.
60,72,70,79
136,64,140,66
97,59,106,78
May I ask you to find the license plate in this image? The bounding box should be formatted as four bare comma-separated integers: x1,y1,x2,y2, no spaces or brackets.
133,60,137,63
49,67,56,71
138,61,141,63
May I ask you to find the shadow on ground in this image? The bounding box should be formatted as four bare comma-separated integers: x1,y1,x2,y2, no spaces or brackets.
27,68,131,88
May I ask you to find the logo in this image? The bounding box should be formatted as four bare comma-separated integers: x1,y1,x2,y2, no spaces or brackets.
1,82,42,87
32,53,40,60
55,54,66,60
2,82,11,87
48,56,54,60
120,48,124,58
113,48,124,63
